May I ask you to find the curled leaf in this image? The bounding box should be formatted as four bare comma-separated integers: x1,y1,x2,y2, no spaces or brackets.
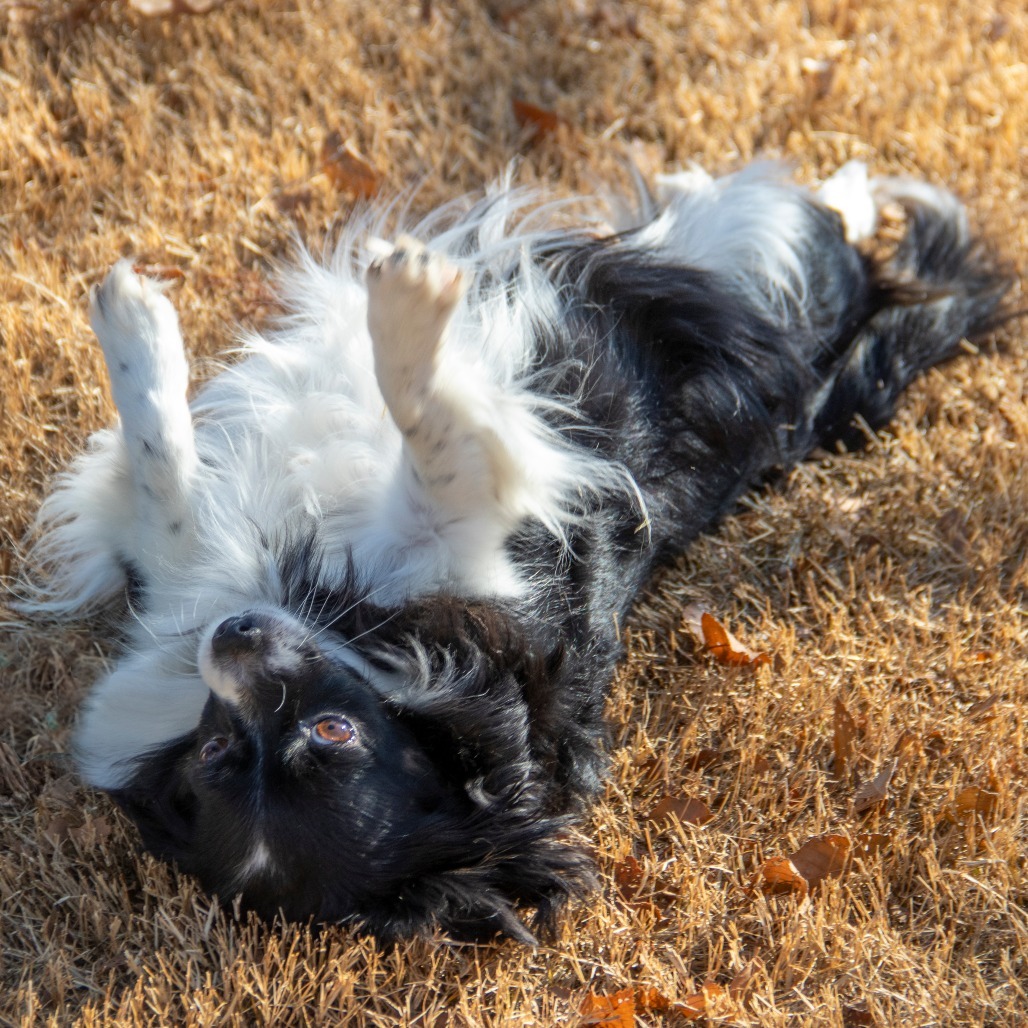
682,604,770,667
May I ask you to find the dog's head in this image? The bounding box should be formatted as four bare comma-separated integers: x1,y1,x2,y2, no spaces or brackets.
112,603,594,943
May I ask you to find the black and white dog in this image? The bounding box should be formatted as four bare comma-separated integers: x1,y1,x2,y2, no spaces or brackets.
29,162,1007,942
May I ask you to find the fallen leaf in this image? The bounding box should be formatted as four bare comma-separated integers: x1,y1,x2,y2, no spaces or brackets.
843,1004,876,1026
966,695,1000,721
320,132,382,198
834,696,857,776
945,785,999,823
647,794,713,827
512,98,563,138
753,834,851,896
612,855,643,899
791,834,850,886
852,758,897,813
684,746,726,770
674,983,728,1020
579,989,634,1026
752,854,809,897
728,956,764,999
851,833,890,859
681,604,771,668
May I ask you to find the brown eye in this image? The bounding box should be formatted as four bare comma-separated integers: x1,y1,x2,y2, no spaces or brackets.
312,717,355,745
199,736,230,763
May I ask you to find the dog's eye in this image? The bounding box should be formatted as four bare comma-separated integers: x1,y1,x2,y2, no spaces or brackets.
198,736,230,763
311,717,355,746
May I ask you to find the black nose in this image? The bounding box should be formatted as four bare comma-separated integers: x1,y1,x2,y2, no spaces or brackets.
211,614,264,657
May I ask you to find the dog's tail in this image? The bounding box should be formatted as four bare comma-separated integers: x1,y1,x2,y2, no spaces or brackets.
802,178,1013,452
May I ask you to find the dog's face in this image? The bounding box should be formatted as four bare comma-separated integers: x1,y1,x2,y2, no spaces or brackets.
114,606,592,942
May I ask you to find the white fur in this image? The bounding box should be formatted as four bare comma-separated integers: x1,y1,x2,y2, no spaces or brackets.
26,164,921,790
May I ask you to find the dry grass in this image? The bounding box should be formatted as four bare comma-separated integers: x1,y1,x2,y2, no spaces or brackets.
2,0,1027,1024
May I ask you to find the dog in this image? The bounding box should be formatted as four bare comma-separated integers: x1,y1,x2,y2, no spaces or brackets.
27,161,1008,943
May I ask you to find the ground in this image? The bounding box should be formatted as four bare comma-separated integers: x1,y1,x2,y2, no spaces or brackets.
1,0,1026,1024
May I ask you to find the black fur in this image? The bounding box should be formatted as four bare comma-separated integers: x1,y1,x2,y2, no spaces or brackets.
112,187,1009,943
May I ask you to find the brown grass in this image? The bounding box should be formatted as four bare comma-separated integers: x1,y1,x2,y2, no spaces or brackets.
2,0,1026,1024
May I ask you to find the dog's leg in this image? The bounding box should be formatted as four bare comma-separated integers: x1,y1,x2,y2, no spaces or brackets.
366,238,530,529
90,261,198,579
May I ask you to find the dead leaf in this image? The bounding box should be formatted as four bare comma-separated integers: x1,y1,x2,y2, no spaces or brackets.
851,833,890,859
945,785,999,823
966,695,1000,721
833,696,857,776
791,834,850,886
320,132,382,198
843,1004,876,1026
647,794,713,827
852,758,897,813
674,983,729,1020
612,855,643,899
681,604,771,668
752,854,809,897
753,834,851,896
728,956,764,999
275,186,315,216
684,746,726,770
512,98,563,138
579,989,634,1026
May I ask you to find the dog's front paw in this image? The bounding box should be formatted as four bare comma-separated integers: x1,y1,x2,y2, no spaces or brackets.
366,237,467,378
90,261,187,392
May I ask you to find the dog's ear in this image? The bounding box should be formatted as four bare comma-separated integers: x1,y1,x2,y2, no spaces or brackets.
362,802,596,945
109,735,198,861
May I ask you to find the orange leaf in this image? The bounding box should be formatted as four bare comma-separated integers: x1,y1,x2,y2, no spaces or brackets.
754,834,851,896
672,983,729,1020
647,794,713,827
790,834,850,886
945,785,999,823
579,989,634,1027
753,855,808,896
682,604,770,667
613,855,643,899
320,132,382,198
833,696,857,776
512,98,562,137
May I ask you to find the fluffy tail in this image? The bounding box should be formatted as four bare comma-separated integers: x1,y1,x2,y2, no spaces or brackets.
806,179,1012,450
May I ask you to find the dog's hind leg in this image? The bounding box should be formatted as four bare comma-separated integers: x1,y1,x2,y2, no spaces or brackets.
89,261,198,581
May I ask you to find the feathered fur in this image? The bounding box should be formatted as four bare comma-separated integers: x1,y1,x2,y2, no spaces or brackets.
26,161,1009,942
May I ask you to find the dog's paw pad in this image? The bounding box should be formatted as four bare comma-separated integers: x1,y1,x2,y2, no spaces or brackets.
366,237,467,357
90,261,185,385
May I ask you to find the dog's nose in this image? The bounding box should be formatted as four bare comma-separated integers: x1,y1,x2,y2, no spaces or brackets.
211,614,264,656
